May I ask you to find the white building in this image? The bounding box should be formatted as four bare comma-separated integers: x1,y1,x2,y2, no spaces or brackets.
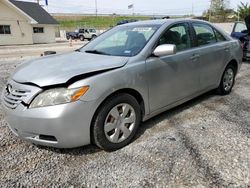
0,0,58,45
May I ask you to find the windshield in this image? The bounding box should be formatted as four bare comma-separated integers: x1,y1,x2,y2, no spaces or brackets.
81,24,160,57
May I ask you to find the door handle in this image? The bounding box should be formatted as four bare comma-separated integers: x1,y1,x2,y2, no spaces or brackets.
224,47,229,51
190,54,200,60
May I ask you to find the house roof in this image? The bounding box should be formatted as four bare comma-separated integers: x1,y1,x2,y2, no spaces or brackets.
9,0,58,25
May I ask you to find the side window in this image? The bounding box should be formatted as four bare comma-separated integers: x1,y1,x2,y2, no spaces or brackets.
214,29,226,42
33,27,44,33
89,29,96,33
0,25,11,34
158,23,191,52
193,23,216,46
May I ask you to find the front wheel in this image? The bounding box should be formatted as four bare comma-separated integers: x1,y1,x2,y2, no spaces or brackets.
216,64,236,95
92,94,141,151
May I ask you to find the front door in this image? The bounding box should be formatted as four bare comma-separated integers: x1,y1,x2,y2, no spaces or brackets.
146,23,200,112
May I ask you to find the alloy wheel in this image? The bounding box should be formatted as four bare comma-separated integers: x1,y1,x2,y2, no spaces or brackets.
223,68,234,91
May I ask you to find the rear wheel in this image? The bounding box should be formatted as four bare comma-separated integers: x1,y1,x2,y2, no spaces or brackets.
79,35,84,41
92,94,141,151
217,64,236,95
91,35,97,40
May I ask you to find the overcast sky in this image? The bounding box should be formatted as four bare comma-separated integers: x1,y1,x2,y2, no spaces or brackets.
22,0,249,16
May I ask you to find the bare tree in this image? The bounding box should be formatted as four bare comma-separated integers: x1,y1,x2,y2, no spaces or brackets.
210,0,230,22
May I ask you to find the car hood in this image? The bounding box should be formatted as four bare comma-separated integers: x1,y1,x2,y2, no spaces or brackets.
12,52,129,87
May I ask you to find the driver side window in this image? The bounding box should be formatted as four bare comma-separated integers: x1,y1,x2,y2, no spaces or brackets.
158,23,191,52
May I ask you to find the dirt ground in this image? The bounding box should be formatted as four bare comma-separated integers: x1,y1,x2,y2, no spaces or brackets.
0,40,87,62
0,43,250,187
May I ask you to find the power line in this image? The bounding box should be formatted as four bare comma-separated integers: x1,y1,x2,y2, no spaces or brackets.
95,0,98,16
46,1,211,16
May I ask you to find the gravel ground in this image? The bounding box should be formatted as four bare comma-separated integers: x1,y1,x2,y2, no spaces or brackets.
0,55,250,187
0,40,87,61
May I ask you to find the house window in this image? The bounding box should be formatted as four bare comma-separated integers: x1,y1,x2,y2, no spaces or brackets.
0,25,11,34
33,27,44,33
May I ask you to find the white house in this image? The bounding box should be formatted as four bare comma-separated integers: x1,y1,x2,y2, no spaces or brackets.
0,0,58,45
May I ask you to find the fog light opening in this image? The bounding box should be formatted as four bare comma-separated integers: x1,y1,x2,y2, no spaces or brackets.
38,135,57,142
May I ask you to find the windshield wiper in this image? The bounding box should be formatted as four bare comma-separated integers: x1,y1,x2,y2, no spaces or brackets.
85,50,111,55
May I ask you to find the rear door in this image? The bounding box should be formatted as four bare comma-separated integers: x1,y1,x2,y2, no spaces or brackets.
85,29,91,39
191,22,227,90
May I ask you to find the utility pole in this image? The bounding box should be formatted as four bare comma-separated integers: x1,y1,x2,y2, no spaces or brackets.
95,0,98,16
192,2,194,16
209,0,213,22
128,4,134,16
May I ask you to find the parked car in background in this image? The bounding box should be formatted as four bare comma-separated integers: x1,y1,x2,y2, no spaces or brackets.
2,19,242,151
66,31,79,40
231,15,250,61
78,28,98,41
117,19,138,25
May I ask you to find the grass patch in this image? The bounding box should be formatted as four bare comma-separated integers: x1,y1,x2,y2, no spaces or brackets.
55,15,151,30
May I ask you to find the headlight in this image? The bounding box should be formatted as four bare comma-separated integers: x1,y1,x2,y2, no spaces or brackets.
29,86,89,108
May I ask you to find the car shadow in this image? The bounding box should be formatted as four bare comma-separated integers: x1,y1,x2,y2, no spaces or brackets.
36,144,102,156
37,90,215,155
134,90,215,141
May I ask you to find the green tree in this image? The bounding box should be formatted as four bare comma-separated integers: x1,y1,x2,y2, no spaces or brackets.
211,0,229,12
210,0,230,22
237,2,250,20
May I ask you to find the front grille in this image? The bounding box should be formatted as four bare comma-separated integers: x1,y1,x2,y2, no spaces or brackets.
3,85,30,109
2,80,42,109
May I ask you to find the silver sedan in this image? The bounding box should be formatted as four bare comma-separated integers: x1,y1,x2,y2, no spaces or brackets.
1,19,243,150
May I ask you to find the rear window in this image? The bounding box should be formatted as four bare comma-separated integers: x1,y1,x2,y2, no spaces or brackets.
89,29,96,33
214,29,226,42
193,23,217,46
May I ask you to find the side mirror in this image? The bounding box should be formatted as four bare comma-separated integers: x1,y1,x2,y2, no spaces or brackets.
153,44,177,57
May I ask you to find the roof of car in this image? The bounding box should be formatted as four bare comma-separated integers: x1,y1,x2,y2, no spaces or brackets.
9,0,58,25
121,18,209,27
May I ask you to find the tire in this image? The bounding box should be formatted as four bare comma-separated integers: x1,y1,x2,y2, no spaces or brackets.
216,64,236,95
91,35,97,40
79,35,84,41
92,93,141,151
